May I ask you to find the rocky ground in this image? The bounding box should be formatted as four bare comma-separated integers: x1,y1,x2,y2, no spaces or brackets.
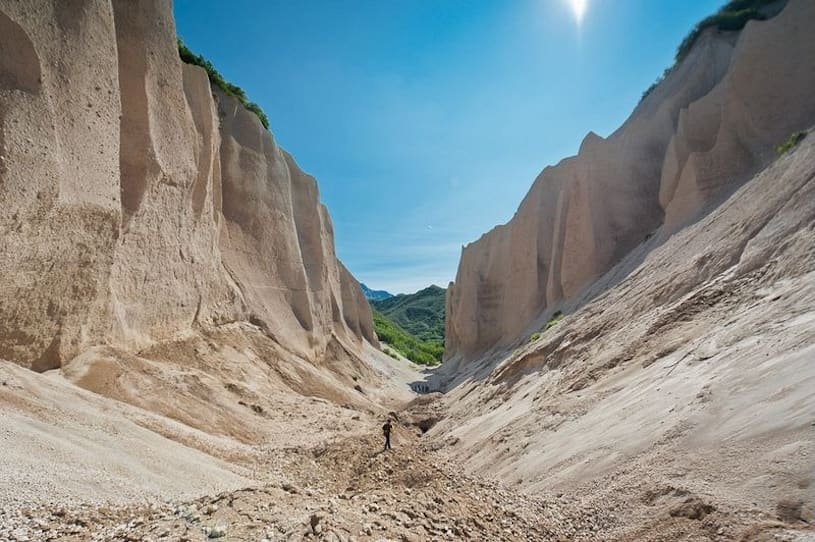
0,415,618,542
2,401,813,542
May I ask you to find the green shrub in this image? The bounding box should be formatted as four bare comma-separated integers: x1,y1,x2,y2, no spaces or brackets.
245,102,270,131
382,347,400,360
776,131,807,155
545,311,564,331
641,67,673,103
371,285,445,344
527,311,565,344
642,1,776,104
177,38,270,129
676,1,776,63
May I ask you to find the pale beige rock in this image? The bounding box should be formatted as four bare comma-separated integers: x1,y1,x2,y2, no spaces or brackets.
432,131,815,541
446,0,815,359
0,0,121,370
661,0,815,230
216,89,377,359
0,0,375,373
107,0,238,352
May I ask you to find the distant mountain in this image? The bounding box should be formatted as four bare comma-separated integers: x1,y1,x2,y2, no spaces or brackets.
371,285,446,344
360,283,394,301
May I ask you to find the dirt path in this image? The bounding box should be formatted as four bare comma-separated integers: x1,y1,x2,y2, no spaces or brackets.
0,410,615,542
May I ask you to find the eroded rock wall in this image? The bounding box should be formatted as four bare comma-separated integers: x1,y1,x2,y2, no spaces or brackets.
0,0,374,370
107,0,239,352
660,0,815,229
0,0,121,370
446,0,815,361
217,89,377,357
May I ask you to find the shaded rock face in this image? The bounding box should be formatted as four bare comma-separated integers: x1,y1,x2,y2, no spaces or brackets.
216,88,377,354
0,0,375,370
0,0,121,371
445,0,815,361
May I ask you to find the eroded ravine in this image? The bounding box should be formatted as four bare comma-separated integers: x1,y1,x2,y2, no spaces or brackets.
2,1,815,541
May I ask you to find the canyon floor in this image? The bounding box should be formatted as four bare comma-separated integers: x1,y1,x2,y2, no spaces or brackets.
1,346,813,542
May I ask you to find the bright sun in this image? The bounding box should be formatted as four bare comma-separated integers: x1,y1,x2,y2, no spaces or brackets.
569,0,588,24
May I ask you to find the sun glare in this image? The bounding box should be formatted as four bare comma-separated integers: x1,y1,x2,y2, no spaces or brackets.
569,0,588,24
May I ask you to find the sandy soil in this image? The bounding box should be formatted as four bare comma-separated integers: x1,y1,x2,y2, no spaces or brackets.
0,395,636,542
0,327,421,505
1,385,812,541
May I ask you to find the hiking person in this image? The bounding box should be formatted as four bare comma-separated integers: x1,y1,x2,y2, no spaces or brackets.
382,419,393,450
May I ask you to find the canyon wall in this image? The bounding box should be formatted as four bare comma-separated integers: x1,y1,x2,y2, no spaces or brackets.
445,0,815,361
0,0,376,371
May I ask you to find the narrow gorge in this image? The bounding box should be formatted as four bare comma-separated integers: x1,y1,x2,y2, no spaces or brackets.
1,1,814,541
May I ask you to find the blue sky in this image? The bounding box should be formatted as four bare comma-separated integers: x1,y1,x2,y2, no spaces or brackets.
174,0,724,294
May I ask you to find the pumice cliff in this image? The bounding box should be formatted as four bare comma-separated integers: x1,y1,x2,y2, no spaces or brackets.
0,0,376,372
215,87,377,356
445,0,815,363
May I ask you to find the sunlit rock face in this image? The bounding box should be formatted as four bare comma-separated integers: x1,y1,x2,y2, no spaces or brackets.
0,0,376,370
445,0,815,362
216,88,378,357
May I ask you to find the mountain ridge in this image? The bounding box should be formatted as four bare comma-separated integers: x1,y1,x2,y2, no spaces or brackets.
360,283,394,301
372,284,445,344
369,284,446,365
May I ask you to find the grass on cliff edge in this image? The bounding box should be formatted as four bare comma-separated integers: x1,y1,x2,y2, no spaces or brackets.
641,0,777,103
675,0,777,62
373,310,442,366
776,131,807,155
177,38,270,129
528,311,564,344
